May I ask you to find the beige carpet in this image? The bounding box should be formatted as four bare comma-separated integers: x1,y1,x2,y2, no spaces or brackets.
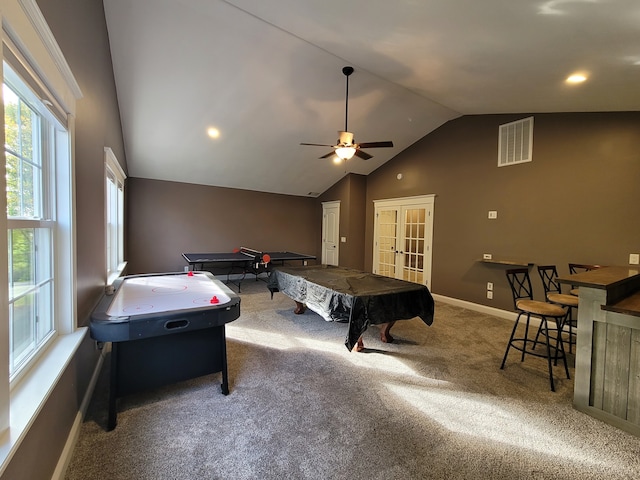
65,279,640,479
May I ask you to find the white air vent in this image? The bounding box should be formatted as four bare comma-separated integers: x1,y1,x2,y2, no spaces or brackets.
498,116,533,167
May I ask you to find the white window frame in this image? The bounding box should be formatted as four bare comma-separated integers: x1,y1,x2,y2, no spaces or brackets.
0,0,83,472
4,64,60,381
105,147,126,285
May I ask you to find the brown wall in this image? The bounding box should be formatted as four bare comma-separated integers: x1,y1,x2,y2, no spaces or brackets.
36,0,128,322
365,112,640,311
126,178,320,274
2,1,127,479
318,173,367,270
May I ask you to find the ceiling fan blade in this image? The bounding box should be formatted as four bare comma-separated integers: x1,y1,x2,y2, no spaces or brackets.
354,149,373,160
319,151,337,159
357,141,394,149
301,142,335,147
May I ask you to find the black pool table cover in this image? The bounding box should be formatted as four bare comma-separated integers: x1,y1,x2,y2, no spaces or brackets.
267,265,435,350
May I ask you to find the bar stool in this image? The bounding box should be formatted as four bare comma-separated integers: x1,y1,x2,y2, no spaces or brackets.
537,265,579,353
568,263,602,296
501,268,570,391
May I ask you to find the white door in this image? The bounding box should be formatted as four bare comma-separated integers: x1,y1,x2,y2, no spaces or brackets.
322,201,340,266
399,204,433,285
373,195,435,287
375,208,399,278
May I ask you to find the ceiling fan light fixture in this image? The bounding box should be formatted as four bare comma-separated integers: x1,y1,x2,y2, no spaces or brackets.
335,146,356,160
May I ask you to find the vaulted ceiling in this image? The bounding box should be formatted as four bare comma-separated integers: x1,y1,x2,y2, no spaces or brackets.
103,0,640,197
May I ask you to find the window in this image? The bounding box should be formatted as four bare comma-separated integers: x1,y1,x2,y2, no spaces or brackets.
105,147,126,284
3,64,63,379
0,0,82,464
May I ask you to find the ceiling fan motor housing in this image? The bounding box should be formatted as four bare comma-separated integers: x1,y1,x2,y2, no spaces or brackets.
338,131,354,145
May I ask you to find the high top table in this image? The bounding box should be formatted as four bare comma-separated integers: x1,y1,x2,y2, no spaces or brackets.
558,266,640,436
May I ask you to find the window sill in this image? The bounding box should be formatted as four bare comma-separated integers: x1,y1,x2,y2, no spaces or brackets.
0,328,87,474
107,261,128,286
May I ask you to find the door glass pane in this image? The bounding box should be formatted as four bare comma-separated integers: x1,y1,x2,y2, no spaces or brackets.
377,209,397,278
401,207,427,284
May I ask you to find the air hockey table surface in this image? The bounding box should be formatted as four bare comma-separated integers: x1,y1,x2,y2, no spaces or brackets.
91,271,239,342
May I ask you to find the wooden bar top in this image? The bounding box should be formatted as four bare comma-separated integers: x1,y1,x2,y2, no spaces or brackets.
558,266,640,317
603,291,640,318
557,266,640,290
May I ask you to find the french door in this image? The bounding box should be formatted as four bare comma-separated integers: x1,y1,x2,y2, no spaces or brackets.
373,195,435,287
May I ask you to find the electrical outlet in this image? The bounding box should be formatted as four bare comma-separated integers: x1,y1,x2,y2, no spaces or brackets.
487,291,493,299
630,253,640,265
487,282,493,291
488,210,498,219
483,253,493,260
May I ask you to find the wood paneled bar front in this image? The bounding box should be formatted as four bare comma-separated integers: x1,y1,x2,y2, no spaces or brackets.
558,266,640,436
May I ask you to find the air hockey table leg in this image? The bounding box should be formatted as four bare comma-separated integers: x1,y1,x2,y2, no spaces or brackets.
107,342,119,431
220,325,229,395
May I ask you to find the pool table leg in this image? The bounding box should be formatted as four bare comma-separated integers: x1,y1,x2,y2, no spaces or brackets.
294,301,306,314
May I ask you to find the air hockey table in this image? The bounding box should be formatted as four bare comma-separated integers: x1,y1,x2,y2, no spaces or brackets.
90,271,241,430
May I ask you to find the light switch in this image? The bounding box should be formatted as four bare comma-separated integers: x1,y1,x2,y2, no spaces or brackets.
341,237,347,243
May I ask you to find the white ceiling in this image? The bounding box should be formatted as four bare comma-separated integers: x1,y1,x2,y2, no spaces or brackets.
103,0,640,197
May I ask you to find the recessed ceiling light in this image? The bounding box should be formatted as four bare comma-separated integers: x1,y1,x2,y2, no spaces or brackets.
566,73,587,84
207,127,220,139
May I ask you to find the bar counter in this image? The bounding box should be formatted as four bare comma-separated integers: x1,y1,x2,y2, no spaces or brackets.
558,266,640,436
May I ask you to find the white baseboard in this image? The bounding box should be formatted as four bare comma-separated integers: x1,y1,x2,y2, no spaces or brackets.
431,293,518,321
431,294,547,328
52,347,107,480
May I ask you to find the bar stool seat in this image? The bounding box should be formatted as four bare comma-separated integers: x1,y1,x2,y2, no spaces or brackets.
546,292,579,309
538,265,580,353
516,299,568,317
501,268,570,392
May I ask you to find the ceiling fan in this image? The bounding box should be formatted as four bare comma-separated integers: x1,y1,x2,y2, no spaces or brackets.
301,66,393,162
